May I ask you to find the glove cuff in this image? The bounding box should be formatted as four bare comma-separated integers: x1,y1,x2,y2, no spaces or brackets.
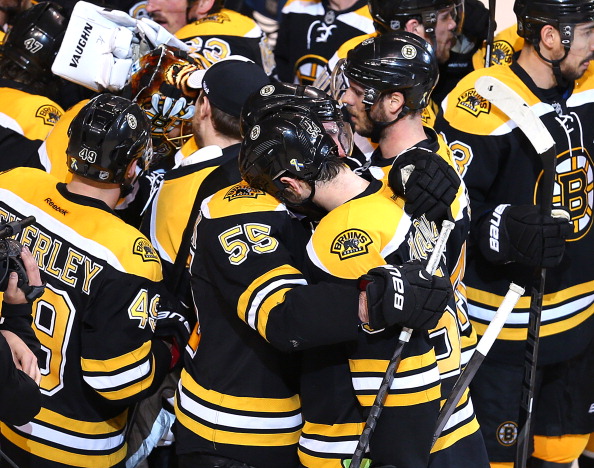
479,204,511,264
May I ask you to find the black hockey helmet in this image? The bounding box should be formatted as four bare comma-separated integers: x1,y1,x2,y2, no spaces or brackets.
239,112,340,203
514,0,594,47
368,0,464,34
1,2,68,81
67,94,153,185
240,82,353,157
343,31,439,113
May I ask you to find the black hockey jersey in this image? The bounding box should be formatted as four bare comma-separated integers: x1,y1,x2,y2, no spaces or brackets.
436,61,594,365
274,0,373,85
0,168,171,467
176,181,362,467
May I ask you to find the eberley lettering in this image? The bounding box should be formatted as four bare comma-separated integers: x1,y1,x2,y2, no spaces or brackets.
69,22,93,68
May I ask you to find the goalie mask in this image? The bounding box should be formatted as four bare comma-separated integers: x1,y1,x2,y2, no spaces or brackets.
368,0,464,36
128,45,203,162
239,112,340,206
1,1,68,82
240,82,353,158
67,94,153,185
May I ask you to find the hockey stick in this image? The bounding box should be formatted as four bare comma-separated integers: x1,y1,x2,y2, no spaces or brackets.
350,219,455,468
475,76,557,468
484,0,497,68
431,282,525,446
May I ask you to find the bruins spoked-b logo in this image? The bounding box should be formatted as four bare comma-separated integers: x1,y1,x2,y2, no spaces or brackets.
457,88,491,116
331,229,372,260
133,238,160,262
543,146,594,241
496,421,518,446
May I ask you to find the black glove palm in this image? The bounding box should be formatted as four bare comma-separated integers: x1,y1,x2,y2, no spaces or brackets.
359,261,452,331
479,204,572,268
389,147,461,222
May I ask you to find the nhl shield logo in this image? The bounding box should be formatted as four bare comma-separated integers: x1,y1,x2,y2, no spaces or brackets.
331,229,373,260
456,88,491,116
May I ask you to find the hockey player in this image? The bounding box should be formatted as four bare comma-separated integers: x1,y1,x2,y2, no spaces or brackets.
338,31,487,467
0,2,66,141
435,0,593,465
175,0,271,71
0,94,190,467
240,109,454,466
174,109,447,467
141,58,270,304
146,0,187,33
274,0,374,85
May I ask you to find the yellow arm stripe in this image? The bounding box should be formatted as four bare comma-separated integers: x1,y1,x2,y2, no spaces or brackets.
431,415,480,452
298,450,357,467
180,369,301,413
0,424,126,468
356,385,441,407
302,421,364,438
32,408,128,435
81,341,151,373
349,348,437,373
98,355,157,401
257,287,293,340
175,407,301,447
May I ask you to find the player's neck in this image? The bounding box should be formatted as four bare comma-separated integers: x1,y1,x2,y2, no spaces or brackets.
327,0,359,11
313,166,369,211
378,115,427,158
517,47,557,89
66,176,122,210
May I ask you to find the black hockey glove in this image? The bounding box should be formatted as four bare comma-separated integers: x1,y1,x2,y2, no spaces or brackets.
154,300,191,368
359,261,452,331
389,147,460,222
479,204,573,268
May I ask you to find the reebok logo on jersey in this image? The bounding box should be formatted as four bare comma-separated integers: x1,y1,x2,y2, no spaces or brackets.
133,238,160,263
457,88,491,117
44,198,68,216
69,22,93,68
331,229,372,260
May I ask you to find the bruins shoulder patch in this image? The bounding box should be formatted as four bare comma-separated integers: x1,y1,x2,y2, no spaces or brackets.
330,229,373,260
489,40,515,66
197,12,230,24
35,105,62,125
224,184,266,201
456,88,491,116
133,238,160,262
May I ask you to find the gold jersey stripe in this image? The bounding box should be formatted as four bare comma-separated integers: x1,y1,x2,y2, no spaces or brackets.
32,407,127,435
349,347,437,374
0,424,126,467
301,421,364,438
175,408,301,447
81,340,151,372
431,415,480,452
298,450,350,467
98,356,156,400
356,384,441,407
179,369,301,413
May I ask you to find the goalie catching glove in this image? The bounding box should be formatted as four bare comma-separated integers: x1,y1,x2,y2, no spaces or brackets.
389,147,460,222
479,204,572,268
359,261,452,331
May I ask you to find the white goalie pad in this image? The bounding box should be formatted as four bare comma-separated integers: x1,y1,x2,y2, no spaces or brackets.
52,1,189,92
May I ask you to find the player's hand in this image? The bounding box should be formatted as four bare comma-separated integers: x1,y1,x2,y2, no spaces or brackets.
1,330,41,385
358,261,452,331
389,147,460,222
3,246,44,305
479,204,572,268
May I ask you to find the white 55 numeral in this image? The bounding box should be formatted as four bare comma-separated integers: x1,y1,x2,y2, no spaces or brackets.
218,223,279,265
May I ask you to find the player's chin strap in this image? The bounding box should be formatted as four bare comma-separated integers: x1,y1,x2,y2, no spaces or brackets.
362,88,410,143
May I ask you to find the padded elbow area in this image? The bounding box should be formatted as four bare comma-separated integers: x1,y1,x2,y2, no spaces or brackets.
533,433,591,463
